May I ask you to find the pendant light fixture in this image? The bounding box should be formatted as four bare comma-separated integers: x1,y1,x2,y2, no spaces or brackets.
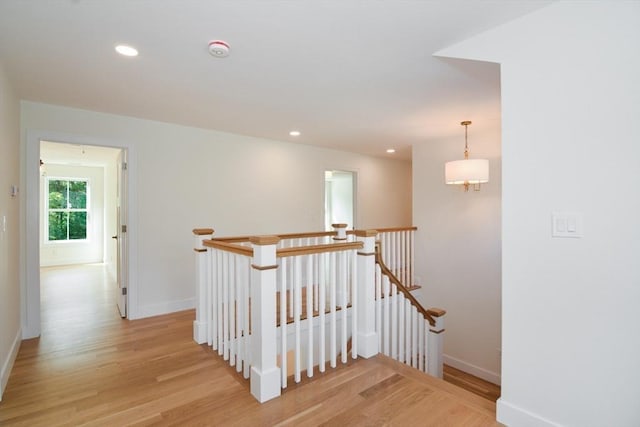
445,121,489,192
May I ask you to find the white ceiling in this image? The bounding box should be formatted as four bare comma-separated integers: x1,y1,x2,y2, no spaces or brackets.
0,1,552,159
40,141,120,167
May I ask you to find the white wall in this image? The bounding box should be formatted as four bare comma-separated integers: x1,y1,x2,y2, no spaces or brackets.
0,63,21,401
413,123,501,384
39,164,105,266
21,102,412,320
438,2,640,426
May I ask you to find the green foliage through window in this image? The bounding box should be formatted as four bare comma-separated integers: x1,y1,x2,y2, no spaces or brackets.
47,179,88,241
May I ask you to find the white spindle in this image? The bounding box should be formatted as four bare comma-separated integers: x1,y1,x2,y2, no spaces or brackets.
383,274,390,356
418,316,425,372
411,306,418,368
391,284,398,359
223,252,230,360
351,249,357,359
236,257,244,372
410,229,415,287
375,264,382,353
398,291,405,363
403,298,408,364
340,251,348,364
280,258,288,388
306,254,314,377
230,254,236,367
243,256,251,379
330,251,337,368
314,252,319,313
294,256,301,383
319,252,326,373
217,250,223,355
206,249,213,347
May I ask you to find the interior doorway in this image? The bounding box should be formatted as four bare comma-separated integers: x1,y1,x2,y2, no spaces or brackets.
324,170,356,231
38,141,127,319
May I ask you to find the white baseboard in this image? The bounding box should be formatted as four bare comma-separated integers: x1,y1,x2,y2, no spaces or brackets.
138,298,194,319
443,354,501,385
497,398,561,427
0,327,22,402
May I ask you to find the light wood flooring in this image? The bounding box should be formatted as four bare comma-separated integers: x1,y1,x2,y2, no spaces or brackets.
0,264,500,426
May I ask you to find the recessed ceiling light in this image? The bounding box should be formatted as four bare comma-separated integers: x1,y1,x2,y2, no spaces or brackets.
289,130,301,137
386,148,396,153
115,45,138,57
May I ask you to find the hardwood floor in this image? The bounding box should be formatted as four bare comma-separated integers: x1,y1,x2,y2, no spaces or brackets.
443,365,501,403
0,264,500,426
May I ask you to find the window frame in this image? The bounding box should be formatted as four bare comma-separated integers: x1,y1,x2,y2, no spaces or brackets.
45,176,91,243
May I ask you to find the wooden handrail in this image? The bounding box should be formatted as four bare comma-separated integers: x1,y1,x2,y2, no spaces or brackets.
277,242,363,258
206,226,416,242
203,239,253,256
347,226,417,235
212,230,337,244
374,244,435,326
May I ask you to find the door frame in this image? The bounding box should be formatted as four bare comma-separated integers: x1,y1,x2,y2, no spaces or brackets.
23,130,138,339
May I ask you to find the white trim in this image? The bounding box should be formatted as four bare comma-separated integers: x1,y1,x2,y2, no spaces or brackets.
23,130,139,334
497,398,561,427
0,327,22,401
443,353,501,385
138,298,194,319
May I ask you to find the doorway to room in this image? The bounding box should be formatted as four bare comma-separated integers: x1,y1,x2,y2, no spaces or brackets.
38,141,128,319
324,170,356,231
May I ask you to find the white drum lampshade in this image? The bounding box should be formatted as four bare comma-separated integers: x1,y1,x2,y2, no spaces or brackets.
445,158,489,185
444,120,489,191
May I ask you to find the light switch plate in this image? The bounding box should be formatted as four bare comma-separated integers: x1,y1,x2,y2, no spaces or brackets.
552,212,583,238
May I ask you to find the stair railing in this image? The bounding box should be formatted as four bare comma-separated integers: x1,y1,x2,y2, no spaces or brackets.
192,225,444,403
374,242,446,378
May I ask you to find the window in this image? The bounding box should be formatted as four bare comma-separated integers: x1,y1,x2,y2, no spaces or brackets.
47,178,89,241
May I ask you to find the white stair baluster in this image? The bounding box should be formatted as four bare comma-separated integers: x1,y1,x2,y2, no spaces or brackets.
294,256,301,383
306,254,314,377
280,258,288,388
330,251,337,368
383,273,390,356
217,250,223,356
340,250,348,364
319,252,326,373
351,249,358,359
375,264,382,353
222,251,229,360
398,290,405,363
391,283,398,360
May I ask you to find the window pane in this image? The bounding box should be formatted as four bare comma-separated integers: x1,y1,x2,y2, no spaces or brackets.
49,212,68,240
48,180,68,209
69,212,87,240
69,181,87,209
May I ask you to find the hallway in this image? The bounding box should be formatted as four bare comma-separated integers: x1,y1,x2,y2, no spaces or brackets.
0,264,498,426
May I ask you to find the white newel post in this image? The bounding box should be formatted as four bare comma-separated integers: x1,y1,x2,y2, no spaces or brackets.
332,223,348,241
355,230,378,358
427,308,446,378
193,228,214,344
249,236,282,403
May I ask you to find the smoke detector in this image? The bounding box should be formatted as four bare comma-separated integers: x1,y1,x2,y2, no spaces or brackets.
208,40,230,58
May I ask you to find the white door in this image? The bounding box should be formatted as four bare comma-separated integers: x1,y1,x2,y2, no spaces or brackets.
115,150,128,317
